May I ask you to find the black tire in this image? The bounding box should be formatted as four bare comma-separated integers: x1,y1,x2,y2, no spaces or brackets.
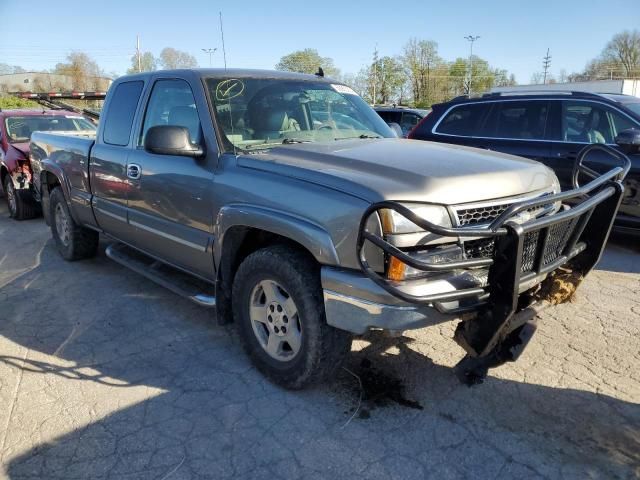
49,187,99,261
232,245,352,389
3,176,38,220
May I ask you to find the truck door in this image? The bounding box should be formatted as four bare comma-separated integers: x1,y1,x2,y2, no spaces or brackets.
126,77,216,280
90,80,144,243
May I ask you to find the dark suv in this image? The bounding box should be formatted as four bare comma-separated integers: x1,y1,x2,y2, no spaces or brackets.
374,106,430,137
408,91,640,234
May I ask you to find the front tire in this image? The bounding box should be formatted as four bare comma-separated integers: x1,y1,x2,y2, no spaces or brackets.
232,245,352,389
50,187,99,261
3,176,37,220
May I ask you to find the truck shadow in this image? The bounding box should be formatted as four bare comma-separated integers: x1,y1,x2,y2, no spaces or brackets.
0,239,638,478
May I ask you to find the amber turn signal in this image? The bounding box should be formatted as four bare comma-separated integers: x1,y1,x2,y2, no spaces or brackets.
387,256,407,281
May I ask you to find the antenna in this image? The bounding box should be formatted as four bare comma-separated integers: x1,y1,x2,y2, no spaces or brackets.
219,11,227,69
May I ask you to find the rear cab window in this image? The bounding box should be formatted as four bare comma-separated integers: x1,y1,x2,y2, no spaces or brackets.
102,81,145,146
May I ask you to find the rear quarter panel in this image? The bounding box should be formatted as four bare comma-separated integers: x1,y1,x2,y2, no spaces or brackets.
30,131,97,227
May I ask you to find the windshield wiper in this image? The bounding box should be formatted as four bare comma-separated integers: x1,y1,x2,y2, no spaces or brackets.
334,134,382,141
282,138,311,144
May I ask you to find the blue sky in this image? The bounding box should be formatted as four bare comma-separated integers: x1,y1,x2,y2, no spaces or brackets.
1,0,637,83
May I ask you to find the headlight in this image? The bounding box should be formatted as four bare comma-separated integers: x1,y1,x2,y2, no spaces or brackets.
379,204,452,234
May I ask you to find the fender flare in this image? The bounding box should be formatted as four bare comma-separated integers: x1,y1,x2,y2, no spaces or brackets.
214,203,340,268
39,161,80,223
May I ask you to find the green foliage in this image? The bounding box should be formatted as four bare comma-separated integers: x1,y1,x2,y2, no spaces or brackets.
0,96,39,109
159,48,198,69
275,49,340,77
127,52,157,74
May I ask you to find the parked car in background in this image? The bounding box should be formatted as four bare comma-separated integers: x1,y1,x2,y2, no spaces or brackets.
30,69,628,388
374,105,431,137
408,91,640,234
0,109,96,219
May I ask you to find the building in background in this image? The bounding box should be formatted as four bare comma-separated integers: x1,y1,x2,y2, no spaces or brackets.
0,72,112,93
490,79,640,98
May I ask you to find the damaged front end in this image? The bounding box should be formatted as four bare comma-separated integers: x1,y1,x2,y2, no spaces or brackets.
356,144,630,384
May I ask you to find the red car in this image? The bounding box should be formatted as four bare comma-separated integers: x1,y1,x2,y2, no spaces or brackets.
0,109,96,219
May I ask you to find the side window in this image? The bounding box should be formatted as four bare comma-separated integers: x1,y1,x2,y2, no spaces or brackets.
376,111,401,124
435,103,491,136
559,101,636,144
141,79,201,145
103,81,144,146
491,101,549,140
400,112,421,134
608,108,638,138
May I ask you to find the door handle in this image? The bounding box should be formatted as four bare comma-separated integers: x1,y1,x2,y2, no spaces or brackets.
127,163,141,180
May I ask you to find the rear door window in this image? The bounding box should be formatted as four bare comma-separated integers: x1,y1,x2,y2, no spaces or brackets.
434,103,492,137
103,81,144,146
490,101,549,140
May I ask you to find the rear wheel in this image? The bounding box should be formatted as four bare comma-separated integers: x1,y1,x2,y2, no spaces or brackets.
232,245,352,389
50,187,98,261
3,176,37,220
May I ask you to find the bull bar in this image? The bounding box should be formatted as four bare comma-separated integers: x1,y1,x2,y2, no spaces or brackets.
356,144,630,374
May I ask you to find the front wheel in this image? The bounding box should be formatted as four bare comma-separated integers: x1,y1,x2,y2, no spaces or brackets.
232,245,352,389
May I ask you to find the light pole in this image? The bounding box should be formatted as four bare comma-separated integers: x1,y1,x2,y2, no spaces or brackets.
201,48,217,67
464,35,480,96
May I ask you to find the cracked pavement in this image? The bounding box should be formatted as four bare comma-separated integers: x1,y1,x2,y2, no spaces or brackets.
0,202,638,479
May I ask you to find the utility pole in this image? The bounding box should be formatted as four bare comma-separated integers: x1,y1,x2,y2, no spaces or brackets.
542,48,551,84
136,35,141,73
464,35,480,96
372,45,379,105
202,48,217,67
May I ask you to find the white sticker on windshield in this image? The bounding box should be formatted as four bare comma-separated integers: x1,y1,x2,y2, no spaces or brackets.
331,84,357,95
65,115,84,119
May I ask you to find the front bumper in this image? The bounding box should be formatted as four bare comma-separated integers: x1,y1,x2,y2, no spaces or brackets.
329,144,630,361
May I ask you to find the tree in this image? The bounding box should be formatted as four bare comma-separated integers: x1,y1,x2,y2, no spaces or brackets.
361,55,405,104
127,51,157,74
401,39,442,106
530,72,543,84
275,49,340,77
54,52,108,90
159,48,198,69
602,30,640,77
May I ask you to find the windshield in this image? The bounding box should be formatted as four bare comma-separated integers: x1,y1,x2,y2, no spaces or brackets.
4,115,96,143
206,77,394,153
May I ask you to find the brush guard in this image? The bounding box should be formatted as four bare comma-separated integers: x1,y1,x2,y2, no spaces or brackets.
356,144,630,383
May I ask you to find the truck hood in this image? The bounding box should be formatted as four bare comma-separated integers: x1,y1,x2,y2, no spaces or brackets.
237,138,557,205
9,142,29,157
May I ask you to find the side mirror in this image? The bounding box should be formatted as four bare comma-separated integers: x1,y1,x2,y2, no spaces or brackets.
144,125,204,157
615,128,640,154
387,122,403,138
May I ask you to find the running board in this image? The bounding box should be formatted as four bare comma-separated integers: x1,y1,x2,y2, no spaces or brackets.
105,243,216,308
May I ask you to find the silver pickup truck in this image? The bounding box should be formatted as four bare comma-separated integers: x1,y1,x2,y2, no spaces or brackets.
30,69,630,388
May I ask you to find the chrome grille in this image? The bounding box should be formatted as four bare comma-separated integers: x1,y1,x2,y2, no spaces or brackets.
456,202,552,227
